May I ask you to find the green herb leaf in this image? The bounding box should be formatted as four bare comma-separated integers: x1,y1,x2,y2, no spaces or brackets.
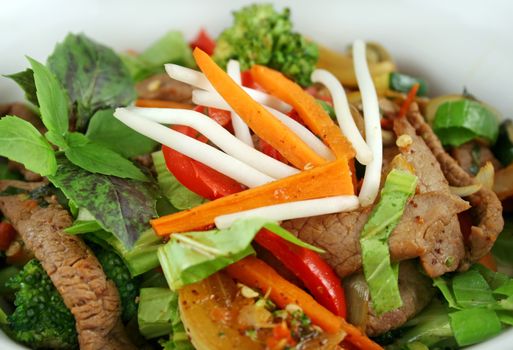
47,33,136,131
4,69,39,106
432,277,460,310
48,156,158,248
452,270,496,308
27,57,69,135
138,287,177,338
64,132,147,181
492,220,513,265
0,116,56,176
86,109,157,158
152,151,206,210
449,308,502,346
360,168,418,315
122,31,195,81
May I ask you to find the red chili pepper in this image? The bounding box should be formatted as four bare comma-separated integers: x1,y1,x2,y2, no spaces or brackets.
240,70,258,89
162,125,245,200
189,28,216,56
257,138,288,164
255,228,347,318
0,221,16,251
397,83,420,118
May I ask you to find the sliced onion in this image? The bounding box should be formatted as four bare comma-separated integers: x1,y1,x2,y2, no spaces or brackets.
493,163,513,200
227,60,254,147
114,108,274,187
450,184,483,197
126,107,298,179
353,40,383,207
192,89,335,160
214,195,359,229
165,63,292,113
311,68,373,165
474,161,494,190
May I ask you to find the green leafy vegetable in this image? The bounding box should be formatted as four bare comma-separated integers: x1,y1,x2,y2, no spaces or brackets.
0,160,21,180
0,116,56,176
47,33,136,131
152,151,206,210
86,109,157,158
6,260,77,349
138,287,177,338
316,99,336,120
4,69,38,106
451,270,496,308
64,132,147,181
433,99,500,147
389,72,428,96
28,57,69,136
493,120,513,166
213,4,318,86
158,218,322,290
123,31,195,82
449,309,502,346
360,168,418,315
49,156,158,248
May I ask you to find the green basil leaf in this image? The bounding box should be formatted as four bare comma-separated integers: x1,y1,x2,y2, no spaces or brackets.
47,33,136,131
64,132,147,181
4,69,39,106
86,109,157,158
45,130,69,150
152,151,206,210
0,116,56,176
27,57,69,135
48,156,158,248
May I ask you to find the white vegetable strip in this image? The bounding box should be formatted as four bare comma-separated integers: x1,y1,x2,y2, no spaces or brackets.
311,69,373,165
192,89,335,160
127,107,299,179
165,63,292,113
227,60,254,147
214,195,360,229
114,108,275,187
353,40,383,206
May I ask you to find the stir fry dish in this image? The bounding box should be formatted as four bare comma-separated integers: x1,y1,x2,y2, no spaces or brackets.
0,4,512,350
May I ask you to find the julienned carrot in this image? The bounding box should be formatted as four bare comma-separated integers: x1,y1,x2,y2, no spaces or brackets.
192,48,326,170
226,257,383,350
151,159,353,235
397,83,420,118
135,99,195,109
250,65,355,161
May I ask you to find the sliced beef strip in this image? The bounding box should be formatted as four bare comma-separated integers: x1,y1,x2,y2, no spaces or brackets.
344,260,435,336
136,73,193,102
451,141,502,175
405,106,504,263
393,117,467,276
283,119,469,278
0,180,135,350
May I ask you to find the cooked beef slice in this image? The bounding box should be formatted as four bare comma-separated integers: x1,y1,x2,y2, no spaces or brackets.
344,260,435,336
283,117,469,278
136,73,193,102
405,106,504,263
451,141,502,175
0,180,135,350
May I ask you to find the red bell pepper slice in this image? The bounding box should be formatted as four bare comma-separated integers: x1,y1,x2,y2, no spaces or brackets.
0,221,16,251
189,29,216,56
162,124,245,200
255,228,347,318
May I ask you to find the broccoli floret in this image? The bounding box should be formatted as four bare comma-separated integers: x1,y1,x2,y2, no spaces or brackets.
6,259,77,349
213,4,318,86
92,245,139,322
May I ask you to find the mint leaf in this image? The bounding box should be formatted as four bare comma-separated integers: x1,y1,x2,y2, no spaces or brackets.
4,69,38,106
0,116,56,176
48,156,158,248
27,57,69,135
47,33,136,131
86,109,157,158
63,133,147,181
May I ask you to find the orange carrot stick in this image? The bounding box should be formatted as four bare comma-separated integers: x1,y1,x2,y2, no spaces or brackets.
192,48,326,170
151,159,353,235
479,253,498,272
135,99,195,109
397,83,420,118
226,257,383,350
250,65,355,161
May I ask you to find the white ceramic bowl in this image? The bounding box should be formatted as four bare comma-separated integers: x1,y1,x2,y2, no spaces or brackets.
1,0,512,349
